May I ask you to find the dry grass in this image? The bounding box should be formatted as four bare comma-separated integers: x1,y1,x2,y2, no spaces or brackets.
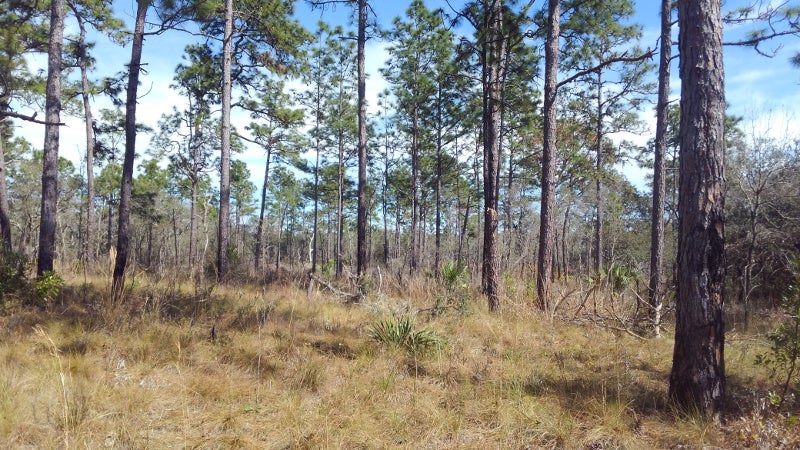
0,270,796,448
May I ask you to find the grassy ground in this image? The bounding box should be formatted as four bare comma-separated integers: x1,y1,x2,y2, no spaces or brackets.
0,271,797,449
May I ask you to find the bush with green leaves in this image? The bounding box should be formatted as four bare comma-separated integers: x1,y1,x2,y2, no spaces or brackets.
0,251,28,304
369,316,444,356
33,270,64,306
755,268,800,408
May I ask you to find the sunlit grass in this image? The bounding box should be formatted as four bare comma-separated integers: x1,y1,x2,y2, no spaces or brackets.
0,270,792,448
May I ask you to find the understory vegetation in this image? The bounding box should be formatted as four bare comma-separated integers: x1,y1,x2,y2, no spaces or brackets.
1,269,799,449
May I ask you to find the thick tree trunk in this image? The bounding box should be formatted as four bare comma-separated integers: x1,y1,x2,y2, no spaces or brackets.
482,0,505,312
356,0,367,280
38,0,65,276
216,0,234,281
668,0,726,420
649,0,672,337
537,0,560,312
112,0,147,296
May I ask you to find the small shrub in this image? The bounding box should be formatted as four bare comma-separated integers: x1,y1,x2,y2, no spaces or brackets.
0,251,28,303
33,270,64,306
755,270,800,408
431,261,471,316
602,262,638,293
369,316,444,356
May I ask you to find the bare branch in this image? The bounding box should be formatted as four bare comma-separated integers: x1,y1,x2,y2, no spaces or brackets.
557,49,655,89
2,110,65,126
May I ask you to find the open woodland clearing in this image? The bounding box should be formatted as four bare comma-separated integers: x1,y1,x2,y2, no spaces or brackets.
0,270,797,449
3,0,800,446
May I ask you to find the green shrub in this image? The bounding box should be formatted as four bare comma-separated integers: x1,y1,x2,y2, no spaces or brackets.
369,316,444,356
0,251,28,303
755,266,800,408
602,262,638,293
431,261,471,316
33,270,64,306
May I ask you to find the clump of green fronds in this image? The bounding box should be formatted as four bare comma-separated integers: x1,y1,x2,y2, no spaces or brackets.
369,316,444,356
441,260,468,290
431,261,471,316
602,262,638,293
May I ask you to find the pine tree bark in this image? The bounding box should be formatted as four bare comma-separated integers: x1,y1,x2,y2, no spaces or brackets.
537,0,560,312
649,0,672,337
356,0,368,280
668,0,726,419
112,0,147,296
481,0,505,312
69,9,97,270
216,0,233,281
37,0,65,275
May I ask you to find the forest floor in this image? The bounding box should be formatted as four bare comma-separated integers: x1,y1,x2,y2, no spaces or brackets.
0,270,798,449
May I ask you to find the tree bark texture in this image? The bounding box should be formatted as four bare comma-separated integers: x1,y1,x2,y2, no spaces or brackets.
37,0,65,275
649,0,672,337
216,0,233,281
356,0,368,280
669,0,726,419
482,0,505,312
537,0,560,312
112,0,147,295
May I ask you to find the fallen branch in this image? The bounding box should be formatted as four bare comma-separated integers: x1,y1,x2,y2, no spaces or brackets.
308,273,359,302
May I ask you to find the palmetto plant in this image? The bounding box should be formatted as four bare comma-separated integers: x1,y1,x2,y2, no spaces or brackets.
369,316,444,356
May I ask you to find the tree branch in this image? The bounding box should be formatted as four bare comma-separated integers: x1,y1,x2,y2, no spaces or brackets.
557,49,655,89
2,111,65,126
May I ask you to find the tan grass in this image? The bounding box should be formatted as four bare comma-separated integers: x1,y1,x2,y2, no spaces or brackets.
0,271,789,448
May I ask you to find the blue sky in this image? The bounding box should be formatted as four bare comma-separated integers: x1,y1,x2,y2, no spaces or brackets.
10,0,800,193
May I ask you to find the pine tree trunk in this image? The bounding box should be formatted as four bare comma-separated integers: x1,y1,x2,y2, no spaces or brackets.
112,0,146,295
38,0,65,276
73,13,96,270
668,0,726,420
481,0,505,312
649,0,672,337
593,72,604,275
336,132,344,278
0,125,12,254
255,150,272,273
410,107,419,273
189,179,198,275
356,0,368,281
537,0,560,312
216,0,233,281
